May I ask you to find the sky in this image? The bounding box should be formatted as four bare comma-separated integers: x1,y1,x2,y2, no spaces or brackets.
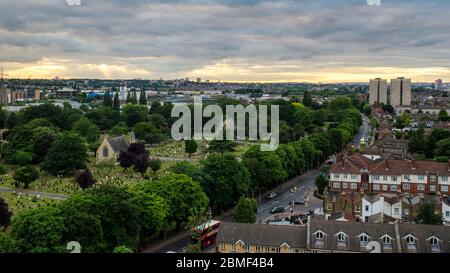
0,0,449,83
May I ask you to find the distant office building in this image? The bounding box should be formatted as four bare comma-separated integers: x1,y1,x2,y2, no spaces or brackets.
369,78,388,105
196,78,201,83
391,77,411,107
0,89,26,104
435,79,443,91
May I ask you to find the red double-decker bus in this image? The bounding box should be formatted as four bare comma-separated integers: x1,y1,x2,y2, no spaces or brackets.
191,220,221,249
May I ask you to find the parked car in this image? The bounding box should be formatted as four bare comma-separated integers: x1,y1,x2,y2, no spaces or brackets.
289,200,305,206
266,192,278,199
270,206,285,214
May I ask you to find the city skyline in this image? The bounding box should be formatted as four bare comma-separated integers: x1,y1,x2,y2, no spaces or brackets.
1,0,450,82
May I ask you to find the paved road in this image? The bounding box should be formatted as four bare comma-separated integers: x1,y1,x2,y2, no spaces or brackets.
0,186,68,200
256,169,322,223
151,156,195,162
354,115,370,149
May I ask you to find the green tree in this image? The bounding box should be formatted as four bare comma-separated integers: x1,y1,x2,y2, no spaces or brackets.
242,146,287,191
0,233,19,253
0,197,12,228
113,92,120,110
123,104,148,128
315,174,329,196
302,90,313,107
103,91,112,107
29,126,57,163
131,91,138,105
129,189,169,236
0,109,7,129
139,90,147,105
13,166,39,189
148,158,162,177
42,132,88,176
9,150,32,166
416,200,443,225
201,154,250,213
233,197,258,223
185,140,198,158
113,245,134,253
11,207,65,253
72,116,100,143
438,109,449,121
64,185,144,251
110,123,128,136
134,173,209,231
133,122,166,144
435,138,450,157
5,112,19,130
60,204,106,253
206,140,237,154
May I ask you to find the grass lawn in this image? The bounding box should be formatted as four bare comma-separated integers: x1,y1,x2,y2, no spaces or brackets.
0,192,60,216
149,140,252,160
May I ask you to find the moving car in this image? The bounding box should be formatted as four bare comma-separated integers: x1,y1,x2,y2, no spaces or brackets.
289,200,305,206
270,206,285,214
266,192,278,199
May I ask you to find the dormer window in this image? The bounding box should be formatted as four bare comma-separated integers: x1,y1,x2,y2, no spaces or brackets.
336,232,348,247
337,233,346,242
315,231,325,240
313,230,325,248
381,235,392,248
405,235,416,249
359,233,369,245
429,236,441,252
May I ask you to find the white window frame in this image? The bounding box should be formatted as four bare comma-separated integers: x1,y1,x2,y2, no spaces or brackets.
336,232,347,242
381,235,392,245
391,185,398,192
314,231,325,240
430,185,436,192
418,184,425,191
350,183,357,190
406,235,415,245
441,185,449,192
359,234,369,244
403,183,410,190
373,184,380,191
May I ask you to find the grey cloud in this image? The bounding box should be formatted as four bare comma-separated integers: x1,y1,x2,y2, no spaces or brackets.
0,0,449,79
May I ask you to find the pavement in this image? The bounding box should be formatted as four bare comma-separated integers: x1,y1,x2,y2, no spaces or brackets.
0,186,68,200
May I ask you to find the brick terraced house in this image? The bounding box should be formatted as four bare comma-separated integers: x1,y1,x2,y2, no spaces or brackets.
329,153,450,196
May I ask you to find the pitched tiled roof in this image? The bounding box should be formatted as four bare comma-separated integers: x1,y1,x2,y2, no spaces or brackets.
398,223,450,253
217,222,307,248
331,154,450,177
309,218,399,253
107,136,130,153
